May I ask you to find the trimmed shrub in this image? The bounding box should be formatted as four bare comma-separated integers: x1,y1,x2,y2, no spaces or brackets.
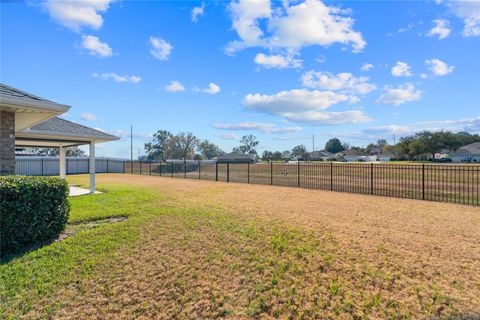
0,176,70,256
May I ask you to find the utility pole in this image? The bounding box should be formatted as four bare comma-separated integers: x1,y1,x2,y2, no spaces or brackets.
312,135,315,152
130,125,133,163
393,134,396,145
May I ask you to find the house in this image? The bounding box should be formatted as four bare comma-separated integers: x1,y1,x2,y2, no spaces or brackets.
341,149,369,162
376,151,394,162
309,150,334,161
217,152,255,163
450,142,480,163
0,83,119,192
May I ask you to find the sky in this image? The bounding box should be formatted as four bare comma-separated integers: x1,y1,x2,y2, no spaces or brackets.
1,0,479,158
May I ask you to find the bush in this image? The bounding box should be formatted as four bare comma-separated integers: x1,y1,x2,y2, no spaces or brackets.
0,176,70,256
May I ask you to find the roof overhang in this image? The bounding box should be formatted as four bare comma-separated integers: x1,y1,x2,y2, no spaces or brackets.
1,95,70,132
15,130,119,148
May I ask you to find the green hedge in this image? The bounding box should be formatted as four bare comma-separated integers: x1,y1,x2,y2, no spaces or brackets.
0,176,70,256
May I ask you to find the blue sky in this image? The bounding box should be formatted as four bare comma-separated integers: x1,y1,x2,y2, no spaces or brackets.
2,0,479,158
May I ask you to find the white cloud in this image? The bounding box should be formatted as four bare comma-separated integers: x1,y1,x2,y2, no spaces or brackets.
376,83,422,106
391,61,413,77
92,73,141,83
420,73,428,79
149,37,172,60
280,110,372,125
425,59,454,76
164,81,185,93
80,112,97,121
43,0,114,31
191,2,205,22
203,83,221,94
244,89,351,114
81,35,112,57
242,88,370,125
254,52,302,69
427,19,451,39
360,63,373,72
447,1,480,37
218,133,241,140
213,122,302,133
301,70,376,95
226,0,365,54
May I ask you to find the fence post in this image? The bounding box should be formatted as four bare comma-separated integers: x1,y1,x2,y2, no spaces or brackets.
159,161,162,176
247,162,250,184
149,161,152,176
297,161,300,187
123,160,126,173
184,160,187,179
107,159,109,173
270,161,273,185
330,162,333,191
227,163,230,182
370,163,374,195
422,164,425,200
171,162,174,177
41,158,44,176
216,162,218,181
198,160,201,179
140,161,142,175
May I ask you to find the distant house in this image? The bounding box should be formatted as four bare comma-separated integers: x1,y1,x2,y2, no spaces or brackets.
217,152,255,163
341,149,369,162
376,151,394,162
450,142,480,163
309,150,334,161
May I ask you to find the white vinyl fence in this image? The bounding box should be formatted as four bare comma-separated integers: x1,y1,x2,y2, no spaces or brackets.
15,157,126,176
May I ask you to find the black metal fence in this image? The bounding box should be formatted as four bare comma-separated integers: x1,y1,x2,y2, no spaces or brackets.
126,160,480,206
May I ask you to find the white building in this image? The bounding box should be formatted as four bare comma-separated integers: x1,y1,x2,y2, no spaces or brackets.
450,142,480,163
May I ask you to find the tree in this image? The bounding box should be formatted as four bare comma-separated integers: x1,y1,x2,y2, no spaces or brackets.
144,130,173,160
281,150,291,160
233,135,259,157
198,140,224,160
34,147,86,157
262,151,273,161
169,132,199,159
272,151,283,161
291,145,308,160
325,138,345,153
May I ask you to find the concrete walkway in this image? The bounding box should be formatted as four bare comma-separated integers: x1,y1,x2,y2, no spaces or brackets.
69,186,102,197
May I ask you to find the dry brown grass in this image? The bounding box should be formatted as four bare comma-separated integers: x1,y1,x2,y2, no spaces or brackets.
26,175,480,318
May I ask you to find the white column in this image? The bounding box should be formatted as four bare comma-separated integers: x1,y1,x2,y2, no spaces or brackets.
59,145,66,179
89,141,95,193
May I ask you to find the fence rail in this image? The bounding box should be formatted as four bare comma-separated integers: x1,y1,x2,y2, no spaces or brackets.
126,160,480,206
15,157,125,176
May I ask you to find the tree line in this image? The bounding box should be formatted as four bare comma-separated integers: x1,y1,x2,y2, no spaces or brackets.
143,129,480,161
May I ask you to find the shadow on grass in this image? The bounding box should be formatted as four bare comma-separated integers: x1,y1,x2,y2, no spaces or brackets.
0,216,127,264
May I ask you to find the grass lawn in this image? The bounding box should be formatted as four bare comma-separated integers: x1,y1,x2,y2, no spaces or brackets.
1,174,479,319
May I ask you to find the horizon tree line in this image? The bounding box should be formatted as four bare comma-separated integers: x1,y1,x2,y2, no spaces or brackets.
142,129,480,161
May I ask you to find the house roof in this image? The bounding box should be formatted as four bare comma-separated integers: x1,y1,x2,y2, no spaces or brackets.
1,83,71,131
451,142,480,155
217,152,255,162
28,117,118,140
1,83,55,103
309,150,334,159
343,149,368,157
0,83,70,112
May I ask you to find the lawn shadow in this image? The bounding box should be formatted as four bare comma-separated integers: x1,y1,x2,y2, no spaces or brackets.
0,216,127,264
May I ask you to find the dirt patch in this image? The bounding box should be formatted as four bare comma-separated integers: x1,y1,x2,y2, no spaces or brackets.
58,216,128,242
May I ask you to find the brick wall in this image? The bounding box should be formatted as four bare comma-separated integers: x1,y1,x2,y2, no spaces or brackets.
0,111,15,175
